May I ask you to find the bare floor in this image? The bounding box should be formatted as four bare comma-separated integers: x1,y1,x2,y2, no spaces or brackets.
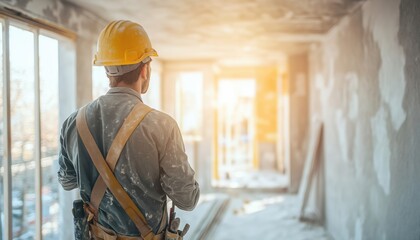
177,192,330,240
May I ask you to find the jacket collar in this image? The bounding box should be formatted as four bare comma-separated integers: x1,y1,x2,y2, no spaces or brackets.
106,87,143,102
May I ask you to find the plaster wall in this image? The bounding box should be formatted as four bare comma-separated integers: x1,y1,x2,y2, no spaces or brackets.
288,53,309,193
309,0,420,239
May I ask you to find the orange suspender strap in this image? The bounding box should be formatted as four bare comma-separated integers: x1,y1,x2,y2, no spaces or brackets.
90,103,152,214
76,103,156,240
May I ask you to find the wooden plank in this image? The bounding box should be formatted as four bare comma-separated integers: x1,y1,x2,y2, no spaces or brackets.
298,121,323,222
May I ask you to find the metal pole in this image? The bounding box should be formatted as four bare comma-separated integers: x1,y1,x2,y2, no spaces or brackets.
34,30,42,240
2,19,12,240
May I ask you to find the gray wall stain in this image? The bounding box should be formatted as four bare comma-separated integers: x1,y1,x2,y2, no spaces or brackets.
59,5,72,26
42,6,58,23
0,0,106,39
387,0,420,239
4,0,31,9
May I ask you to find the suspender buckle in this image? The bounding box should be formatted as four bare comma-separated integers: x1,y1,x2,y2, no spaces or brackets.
84,203,96,222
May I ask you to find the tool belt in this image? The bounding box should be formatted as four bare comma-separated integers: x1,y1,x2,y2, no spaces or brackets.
89,221,183,240
164,230,183,240
75,102,189,240
90,222,164,240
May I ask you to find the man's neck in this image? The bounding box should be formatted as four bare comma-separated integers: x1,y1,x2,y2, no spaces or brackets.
114,81,142,94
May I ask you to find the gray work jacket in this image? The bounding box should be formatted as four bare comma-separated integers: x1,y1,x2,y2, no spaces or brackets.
58,87,200,236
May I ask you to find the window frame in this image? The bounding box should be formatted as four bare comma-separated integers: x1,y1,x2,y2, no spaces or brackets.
1,14,75,240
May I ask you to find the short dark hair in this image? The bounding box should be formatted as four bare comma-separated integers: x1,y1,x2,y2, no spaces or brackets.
108,62,146,87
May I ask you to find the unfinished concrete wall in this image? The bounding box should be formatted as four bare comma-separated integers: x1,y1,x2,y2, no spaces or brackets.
288,53,309,193
309,0,420,239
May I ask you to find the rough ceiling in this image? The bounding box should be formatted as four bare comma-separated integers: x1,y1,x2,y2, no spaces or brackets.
65,0,363,63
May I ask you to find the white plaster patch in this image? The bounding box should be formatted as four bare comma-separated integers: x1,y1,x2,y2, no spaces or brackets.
354,217,363,240
329,201,351,240
314,71,333,119
353,123,364,178
341,214,351,240
355,206,365,240
333,72,360,163
362,0,406,130
345,72,359,121
315,73,324,90
370,106,391,195
314,33,340,122
335,110,349,162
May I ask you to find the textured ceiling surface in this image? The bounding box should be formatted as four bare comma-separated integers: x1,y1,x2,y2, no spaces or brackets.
65,0,363,63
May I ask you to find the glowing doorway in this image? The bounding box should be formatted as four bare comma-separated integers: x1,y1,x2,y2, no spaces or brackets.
216,79,256,186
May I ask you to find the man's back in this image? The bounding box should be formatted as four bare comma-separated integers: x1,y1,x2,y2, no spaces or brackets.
58,87,200,236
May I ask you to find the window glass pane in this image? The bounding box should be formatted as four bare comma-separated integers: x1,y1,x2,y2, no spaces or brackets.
176,72,203,140
10,25,35,239
0,22,4,240
39,34,59,240
92,66,108,100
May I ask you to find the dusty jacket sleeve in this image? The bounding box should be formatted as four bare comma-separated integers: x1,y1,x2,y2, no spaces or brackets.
57,120,78,191
160,123,200,211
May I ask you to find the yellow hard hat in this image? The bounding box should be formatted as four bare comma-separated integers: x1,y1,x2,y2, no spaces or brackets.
93,20,158,66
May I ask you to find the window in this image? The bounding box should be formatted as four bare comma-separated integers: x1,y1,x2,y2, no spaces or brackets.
1,18,73,240
92,65,108,100
175,72,203,140
10,24,36,240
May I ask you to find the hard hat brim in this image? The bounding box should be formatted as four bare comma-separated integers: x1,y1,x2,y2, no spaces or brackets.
93,48,158,66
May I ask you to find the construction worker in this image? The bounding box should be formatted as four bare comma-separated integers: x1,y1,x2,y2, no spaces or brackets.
58,20,200,239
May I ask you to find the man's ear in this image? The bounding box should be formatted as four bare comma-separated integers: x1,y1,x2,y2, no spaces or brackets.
140,63,149,80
